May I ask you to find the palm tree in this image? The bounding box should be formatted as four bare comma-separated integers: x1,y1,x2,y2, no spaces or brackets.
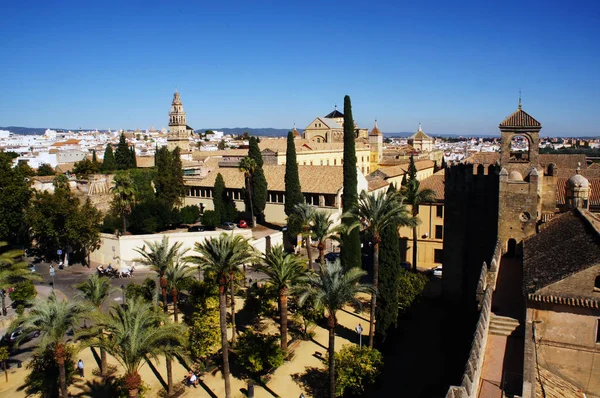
238,156,257,226
296,261,373,398
293,202,316,269
310,211,352,265
75,274,115,376
186,233,258,398
253,245,306,353
93,297,186,398
402,179,436,272
110,172,136,233
0,244,42,314
18,293,90,398
134,237,185,313
165,260,195,323
354,190,416,348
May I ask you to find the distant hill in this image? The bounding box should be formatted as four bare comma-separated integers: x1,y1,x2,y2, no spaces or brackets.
0,126,66,135
195,128,298,137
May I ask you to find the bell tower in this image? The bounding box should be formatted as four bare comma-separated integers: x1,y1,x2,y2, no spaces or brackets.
497,100,542,253
167,90,191,151
368,120,383,172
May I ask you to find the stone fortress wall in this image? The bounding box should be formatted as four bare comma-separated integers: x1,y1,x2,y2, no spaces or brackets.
445,239,502,398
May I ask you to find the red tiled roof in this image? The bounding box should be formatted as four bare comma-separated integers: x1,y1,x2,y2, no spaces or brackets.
419,173,445,201
556,177,600,207
499,108,541,128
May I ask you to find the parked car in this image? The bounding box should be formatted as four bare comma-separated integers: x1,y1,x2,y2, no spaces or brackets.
399,261,411,271
187,225,205,232
8,327,40,343
221,222,235,230
238,220,248,228
432,266,443,277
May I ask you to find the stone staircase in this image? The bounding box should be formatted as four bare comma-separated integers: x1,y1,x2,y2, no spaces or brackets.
490,313,523,337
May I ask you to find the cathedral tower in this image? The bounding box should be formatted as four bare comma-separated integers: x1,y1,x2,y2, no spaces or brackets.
167,91,192,152
368,120,383,172
497,100,542,254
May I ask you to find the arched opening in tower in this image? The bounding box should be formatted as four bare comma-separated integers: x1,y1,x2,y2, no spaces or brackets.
509,135,530,162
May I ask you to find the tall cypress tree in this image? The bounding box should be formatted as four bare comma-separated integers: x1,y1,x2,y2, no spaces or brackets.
101,144,116,172
340,95,362,269
213,173,225,222
115,133,131,170
92,150,97,163
375,185,402,343
130,146,137,168
284,131,303,217
248,137,267,222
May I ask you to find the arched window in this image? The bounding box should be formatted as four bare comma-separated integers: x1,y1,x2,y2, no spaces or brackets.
548,163,556,176
595,275,600,291
477,164,484,175
509,135,530,162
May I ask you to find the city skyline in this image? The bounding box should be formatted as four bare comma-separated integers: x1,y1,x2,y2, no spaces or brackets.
1,0,599,136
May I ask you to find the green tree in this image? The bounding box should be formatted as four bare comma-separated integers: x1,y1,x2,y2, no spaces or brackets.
376,224,401,343
130,146,137,168
402,156,436,272
213,173,226,222
93,297,186,398
340,95,362,270
154,147,184,209
353,190,416,348
253,245,306,353
72,158,99,179
18,293,90,398
165,260,195,322
101,144,116,173
111,172,136,233
284,131,303,217
310,211,342,265
397,269,428,312
188,296,220,362
201,210,220,229
238,156,257,226
235,328,285,375
293,202,315,269
179,205,201,224
115,133,132,170
248,137,267,222
217,139,226,150
92,149,98,164
0,243,42,291
27,180,102,263
134,237,186,313
0,152,32,245
36,163,55,176
75,274,115,375
297,261,374,398
186,234,259,398
24,345,76,398
334,345,383,397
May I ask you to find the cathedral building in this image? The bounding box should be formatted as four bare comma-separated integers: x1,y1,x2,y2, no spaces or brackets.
302,106,368,143
167,90,195,152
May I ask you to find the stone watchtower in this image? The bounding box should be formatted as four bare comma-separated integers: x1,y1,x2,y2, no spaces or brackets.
368,120,383,172
497,101,542,254
167,90,191,152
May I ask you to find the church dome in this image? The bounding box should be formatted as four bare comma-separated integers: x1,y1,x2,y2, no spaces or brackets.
567,173,589,188
509,170,523,181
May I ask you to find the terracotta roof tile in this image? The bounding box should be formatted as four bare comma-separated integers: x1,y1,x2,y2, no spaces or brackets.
556,177,600,208
499,108,541,128
523,210,600,296
185,165,344,194
539,154,587,170
536,366,585,398
419,174,445,201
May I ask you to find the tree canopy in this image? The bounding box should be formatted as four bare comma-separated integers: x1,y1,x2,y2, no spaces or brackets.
0,152,32,245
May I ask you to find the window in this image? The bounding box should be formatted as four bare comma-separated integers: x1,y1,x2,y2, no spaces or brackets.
436,206,443,218
597,319,600,343
435,225,443,239
320,160,323,165
595,275,600,292
434,249,443,264
334,159,337,165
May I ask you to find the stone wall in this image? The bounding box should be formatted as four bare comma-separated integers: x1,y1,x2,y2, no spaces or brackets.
445,239,502,398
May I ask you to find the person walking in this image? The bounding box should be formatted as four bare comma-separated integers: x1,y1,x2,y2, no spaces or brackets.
77,359,84,377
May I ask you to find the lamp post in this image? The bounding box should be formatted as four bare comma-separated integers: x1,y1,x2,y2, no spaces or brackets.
121,284,125,306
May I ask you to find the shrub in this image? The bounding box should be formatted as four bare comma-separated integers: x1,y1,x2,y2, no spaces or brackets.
334,345,383,397
9,280,37,305
242,283,277,324
397,269,428,312
201,210,220,229
235,328,285,375
179,205,201,224
188,296,220,362
125,278,156,303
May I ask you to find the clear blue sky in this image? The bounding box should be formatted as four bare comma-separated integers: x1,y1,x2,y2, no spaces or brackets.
1,0,599,136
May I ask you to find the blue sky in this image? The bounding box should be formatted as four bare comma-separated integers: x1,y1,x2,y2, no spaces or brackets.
1,0,599,136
